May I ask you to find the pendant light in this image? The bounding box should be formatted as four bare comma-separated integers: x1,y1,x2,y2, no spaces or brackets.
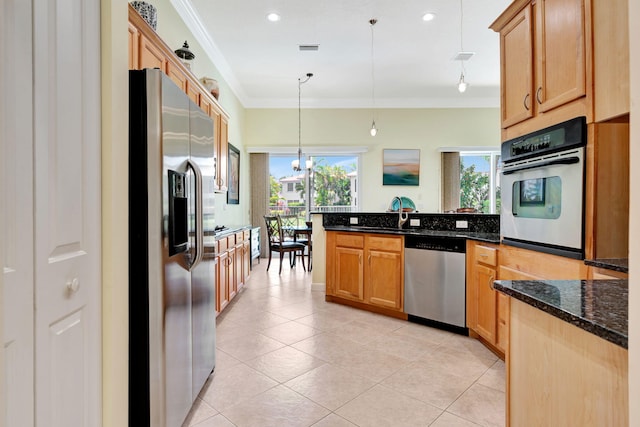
457,0,469,93
292,73,313,171
369,18,378,136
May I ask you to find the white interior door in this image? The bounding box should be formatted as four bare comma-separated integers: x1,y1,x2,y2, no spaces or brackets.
1,0,35,425
32,0,102,426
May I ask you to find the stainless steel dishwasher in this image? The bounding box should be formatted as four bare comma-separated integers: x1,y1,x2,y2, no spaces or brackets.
404,235,467,334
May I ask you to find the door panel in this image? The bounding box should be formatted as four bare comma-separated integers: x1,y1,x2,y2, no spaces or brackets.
1,0,35,424
33,0,101,425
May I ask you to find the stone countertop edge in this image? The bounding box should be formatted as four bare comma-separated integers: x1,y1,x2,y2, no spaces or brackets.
322,225,500,244
584,258,629,273
493,279,628,349
214,225,253,240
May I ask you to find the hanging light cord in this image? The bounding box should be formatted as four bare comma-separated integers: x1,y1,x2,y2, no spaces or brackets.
459,0,466,76
370,19,376,114
370,19,377,121
297,73,313,169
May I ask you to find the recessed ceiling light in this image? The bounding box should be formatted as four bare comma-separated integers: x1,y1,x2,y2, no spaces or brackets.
266,12,280,22
422,12,436,22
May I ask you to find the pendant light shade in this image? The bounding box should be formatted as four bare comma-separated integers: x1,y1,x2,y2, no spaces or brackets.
458,72,468,93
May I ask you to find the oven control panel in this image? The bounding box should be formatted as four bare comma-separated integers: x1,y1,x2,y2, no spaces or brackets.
502,116,586,163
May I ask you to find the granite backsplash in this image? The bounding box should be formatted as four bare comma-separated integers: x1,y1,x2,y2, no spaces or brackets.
321,212,500,234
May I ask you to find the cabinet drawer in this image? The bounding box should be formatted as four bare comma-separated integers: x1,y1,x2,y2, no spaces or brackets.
217,237,228,253
336,233,364,249
367,235,402,252
235,232,244,243
475,245,497,266
243,230,251,241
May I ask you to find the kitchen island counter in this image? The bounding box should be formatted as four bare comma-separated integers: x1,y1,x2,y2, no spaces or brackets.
493,278,628,348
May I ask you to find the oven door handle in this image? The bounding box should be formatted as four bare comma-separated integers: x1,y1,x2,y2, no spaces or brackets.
502,156,580,175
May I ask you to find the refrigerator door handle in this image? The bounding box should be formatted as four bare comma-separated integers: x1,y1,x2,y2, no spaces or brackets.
186,158,204,270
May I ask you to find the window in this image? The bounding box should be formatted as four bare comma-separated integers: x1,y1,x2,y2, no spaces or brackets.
268,153,360,219
460,152,501,214
442,150,501,214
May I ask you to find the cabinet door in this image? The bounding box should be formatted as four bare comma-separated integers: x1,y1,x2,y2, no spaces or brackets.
228,246,237,300
335,247,364,301
128,22,139,69
500,5,534,127
186,80,201,105
535,0,586,113
496,292,510,353
139,33,166,71
166,60,187,92
216,251,229,312
243,240,251,280
367,250,403,310
217,116,229,191
475,264,497,343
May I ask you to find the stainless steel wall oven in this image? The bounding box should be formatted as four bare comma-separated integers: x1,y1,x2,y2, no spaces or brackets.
501,117,587,259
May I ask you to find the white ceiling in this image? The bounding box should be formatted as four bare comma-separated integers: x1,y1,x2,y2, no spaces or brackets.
172,0,511,109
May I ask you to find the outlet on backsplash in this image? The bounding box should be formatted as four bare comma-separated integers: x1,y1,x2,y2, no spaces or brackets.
410,219,420,227
350,217,358,225
456,220,468,229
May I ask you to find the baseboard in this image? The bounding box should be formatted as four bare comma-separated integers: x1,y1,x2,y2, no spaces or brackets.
310,282,326,292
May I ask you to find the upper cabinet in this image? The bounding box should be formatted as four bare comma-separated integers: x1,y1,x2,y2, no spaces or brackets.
491,0,629,137
128,4,230,193
592,0,629,122
492,0,587,135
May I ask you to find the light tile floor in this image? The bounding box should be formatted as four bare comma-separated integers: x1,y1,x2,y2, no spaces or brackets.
183,260,505,427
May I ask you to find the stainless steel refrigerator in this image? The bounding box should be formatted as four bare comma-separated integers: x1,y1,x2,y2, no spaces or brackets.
129,69,217,427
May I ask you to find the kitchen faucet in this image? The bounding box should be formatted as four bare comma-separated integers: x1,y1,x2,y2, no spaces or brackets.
390,196,409,229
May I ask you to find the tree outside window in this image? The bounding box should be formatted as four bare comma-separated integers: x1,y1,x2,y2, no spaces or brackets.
459,153,501,214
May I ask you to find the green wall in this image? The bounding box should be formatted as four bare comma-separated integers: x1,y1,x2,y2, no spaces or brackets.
245,107,500,212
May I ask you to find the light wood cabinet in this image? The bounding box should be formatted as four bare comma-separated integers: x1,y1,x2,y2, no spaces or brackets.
216,238,230,313
366,235,403,311
509,299,628,426
215,230,251,315
128,22,139,70
466,241,503,354
331,233,365,302
217,116,229,192
128,3,230,194
497,5,533,128
592,0,629,122
326,232,404,317
492,0,587,133
139,33,166,71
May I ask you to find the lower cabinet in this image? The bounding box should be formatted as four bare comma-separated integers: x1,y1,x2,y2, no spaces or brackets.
215,229,251,315
326,231,404,315
466,241,505,354
467,240,591,357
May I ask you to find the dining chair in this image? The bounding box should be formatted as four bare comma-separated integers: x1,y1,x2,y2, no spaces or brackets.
263,215,306,274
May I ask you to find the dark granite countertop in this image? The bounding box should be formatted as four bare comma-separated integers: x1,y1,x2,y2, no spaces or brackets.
323,225,501,244
493,279,628,349
584,258,628,274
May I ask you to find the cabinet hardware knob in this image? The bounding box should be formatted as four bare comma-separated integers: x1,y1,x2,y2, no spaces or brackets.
489,276,495,290
523,93,530,111
536,87,543,104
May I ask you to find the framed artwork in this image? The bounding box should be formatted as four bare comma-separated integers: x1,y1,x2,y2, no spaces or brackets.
227,143,240,204
383,149,420,186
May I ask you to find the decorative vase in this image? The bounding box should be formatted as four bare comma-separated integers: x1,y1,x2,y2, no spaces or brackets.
200,77,220,100
130,1,157,30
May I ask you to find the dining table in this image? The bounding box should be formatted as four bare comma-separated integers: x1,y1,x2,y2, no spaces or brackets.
283,225,312,271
